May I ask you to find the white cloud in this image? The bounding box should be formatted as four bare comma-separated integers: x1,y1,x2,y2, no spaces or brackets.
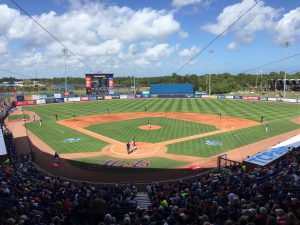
202,0,280,45
227,41,238,51
173,0,201,7
272,7,300,44
179,45,200,58
179,31,189,39
0,37,7,54
0,1,182,75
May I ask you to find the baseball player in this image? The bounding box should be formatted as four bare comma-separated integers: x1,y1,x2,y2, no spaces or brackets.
126,142,130,154
148,119,151,129
264,124,269,133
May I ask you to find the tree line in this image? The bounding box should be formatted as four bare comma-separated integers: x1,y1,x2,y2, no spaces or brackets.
0,71,299,94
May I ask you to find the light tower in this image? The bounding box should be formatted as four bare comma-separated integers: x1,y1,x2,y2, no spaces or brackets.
208,49,213,95
282,41,291,99
62,48,68,93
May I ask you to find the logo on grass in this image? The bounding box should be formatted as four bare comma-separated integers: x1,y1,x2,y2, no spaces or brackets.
202,140,222,146
100,159,150,168
64,138,81,143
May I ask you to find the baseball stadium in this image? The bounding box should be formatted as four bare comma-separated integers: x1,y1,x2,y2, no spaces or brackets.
1,0,300,224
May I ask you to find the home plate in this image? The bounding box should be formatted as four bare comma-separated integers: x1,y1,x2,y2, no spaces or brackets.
188,165,203,170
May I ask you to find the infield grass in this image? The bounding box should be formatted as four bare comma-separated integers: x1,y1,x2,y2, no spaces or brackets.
86,117,217,143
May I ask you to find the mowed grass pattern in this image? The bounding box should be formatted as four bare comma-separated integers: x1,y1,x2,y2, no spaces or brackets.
25,121,108,153
167,120,300,157
24,99,300,156
86,117,217,143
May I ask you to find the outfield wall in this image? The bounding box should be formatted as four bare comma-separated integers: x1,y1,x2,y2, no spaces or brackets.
14,93,300,106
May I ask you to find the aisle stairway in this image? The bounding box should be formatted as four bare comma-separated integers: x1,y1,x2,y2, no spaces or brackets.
136,192,151,210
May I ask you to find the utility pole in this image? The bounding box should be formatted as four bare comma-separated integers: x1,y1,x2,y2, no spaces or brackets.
133,76,136,95
282,41,291,99
255,72,258,90
260,70,263,92
208,49,213,95
62,48,68,94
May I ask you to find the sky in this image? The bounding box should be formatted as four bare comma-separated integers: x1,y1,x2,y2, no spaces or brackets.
0,0,299,78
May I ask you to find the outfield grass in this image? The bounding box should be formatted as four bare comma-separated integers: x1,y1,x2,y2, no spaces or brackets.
73,155,188,170
8,114,29,120
86,117,217,143
24,99,300,156
25,121,108,153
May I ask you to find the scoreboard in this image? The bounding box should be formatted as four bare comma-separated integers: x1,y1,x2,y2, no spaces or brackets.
85,73,114,95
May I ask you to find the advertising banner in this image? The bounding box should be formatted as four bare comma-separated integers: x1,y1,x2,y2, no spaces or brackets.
16,95,24,101
127,95,135,99
45,99,56,103
226,96,234,99
201,95,210,98
268,97,276,101
36,99,46,104
141,94,151,98
260,97,268,101
217,95,226,99
54,93,62,98
209,95,217,99
245,135,300,166
185,94,194,98
276,98,284,102
233,95,242,99
242,96,259,100
80,96,89,101
120,95,128,99
194,95,201,98
88,96,97,101
135,94,142,98
64,97,80,102
142,91,150,95
32,95,47,100
15,100,37,106
104,96,112,100
108,77,114,95
151,94,158,98
97,96,104,100
55,98,64,103
112,95,120,99
283,98,297,103
85,76,92,88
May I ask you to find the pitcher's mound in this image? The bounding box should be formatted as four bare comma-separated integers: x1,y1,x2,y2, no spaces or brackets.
138,125,161,130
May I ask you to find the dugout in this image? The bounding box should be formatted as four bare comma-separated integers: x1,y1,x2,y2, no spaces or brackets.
150,84,193,98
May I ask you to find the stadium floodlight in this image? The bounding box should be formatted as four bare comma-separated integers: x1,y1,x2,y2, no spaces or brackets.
282,41,291,99
62,48,68,93
208,49,214,95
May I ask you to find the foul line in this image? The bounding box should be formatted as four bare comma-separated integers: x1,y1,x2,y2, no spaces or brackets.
55,128,65,134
